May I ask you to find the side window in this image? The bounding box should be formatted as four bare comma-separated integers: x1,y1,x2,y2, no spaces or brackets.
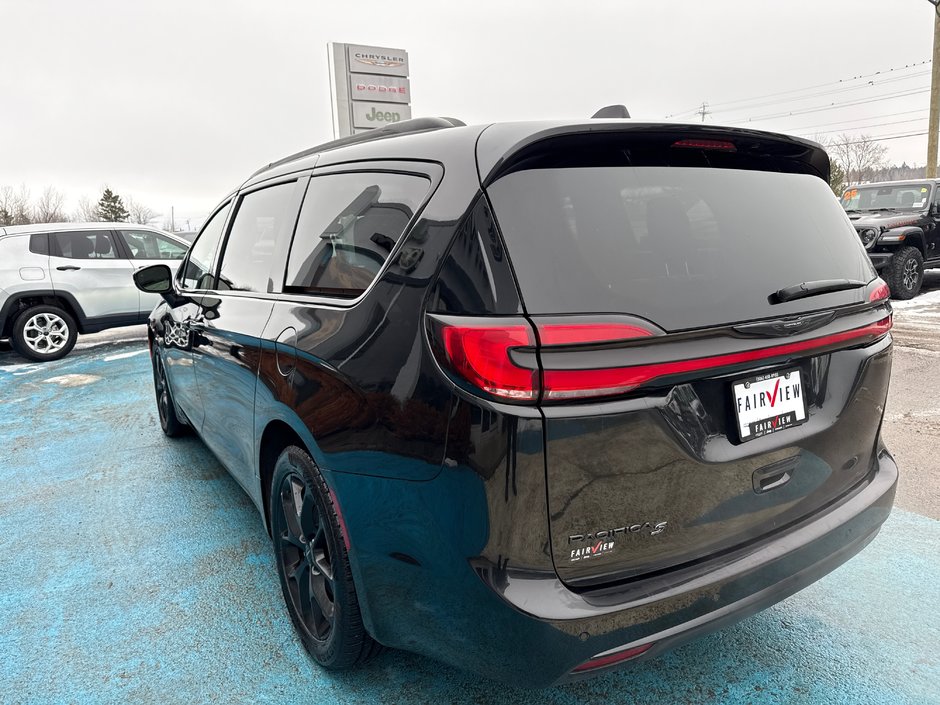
181,206,229,290
29,233,49,255
285,172,430,296
50,230,118,259
933,185,940,213
216,182,297,293
119,230,188,260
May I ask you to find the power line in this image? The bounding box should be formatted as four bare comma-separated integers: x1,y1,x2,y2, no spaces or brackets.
798,116,929,137
784,108,929,133
663,59,932,118
837,131,928,145
713,71,930,117
730,86,931,124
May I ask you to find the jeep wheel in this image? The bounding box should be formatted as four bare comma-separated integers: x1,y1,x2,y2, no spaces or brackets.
884,246,924,300
11,305,78,362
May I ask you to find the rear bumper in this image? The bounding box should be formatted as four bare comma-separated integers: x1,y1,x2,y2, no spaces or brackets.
338,446,897,687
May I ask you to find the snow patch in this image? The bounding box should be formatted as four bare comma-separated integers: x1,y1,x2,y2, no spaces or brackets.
43,374,102,387
103,350,147,362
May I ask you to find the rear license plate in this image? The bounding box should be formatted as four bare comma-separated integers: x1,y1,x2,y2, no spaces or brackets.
732,368,808,442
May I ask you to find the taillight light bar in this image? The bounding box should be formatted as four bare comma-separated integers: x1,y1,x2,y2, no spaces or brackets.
433,315,892,404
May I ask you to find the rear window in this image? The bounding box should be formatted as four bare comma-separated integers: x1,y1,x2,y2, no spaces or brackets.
487,167,874,331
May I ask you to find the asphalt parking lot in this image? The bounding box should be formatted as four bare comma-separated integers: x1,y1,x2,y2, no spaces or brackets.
1,296,939,704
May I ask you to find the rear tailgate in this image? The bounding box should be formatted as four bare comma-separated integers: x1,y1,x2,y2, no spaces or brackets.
481,127,893,587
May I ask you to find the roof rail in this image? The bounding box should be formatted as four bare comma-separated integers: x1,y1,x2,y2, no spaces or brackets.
251,116,466,178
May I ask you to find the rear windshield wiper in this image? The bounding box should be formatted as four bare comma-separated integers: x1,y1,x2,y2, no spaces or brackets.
771,279,866,304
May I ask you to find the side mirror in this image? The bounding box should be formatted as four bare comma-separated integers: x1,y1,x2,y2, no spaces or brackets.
134,264,173,293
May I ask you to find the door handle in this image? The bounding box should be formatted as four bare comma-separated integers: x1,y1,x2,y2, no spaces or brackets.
56,265,81,271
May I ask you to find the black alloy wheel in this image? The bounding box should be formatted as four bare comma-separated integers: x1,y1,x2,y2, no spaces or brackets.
270,446,380,669
152,352,186,437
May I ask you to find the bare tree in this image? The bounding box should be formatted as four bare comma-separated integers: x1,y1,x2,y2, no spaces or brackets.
1,184,35,225
34,186,68,223
125,195,157,225
73,195,100,222
826,134,888,187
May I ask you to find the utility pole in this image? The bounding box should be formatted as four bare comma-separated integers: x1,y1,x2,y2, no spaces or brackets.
927,1,940,177
697,101,710,123
170,206,175,232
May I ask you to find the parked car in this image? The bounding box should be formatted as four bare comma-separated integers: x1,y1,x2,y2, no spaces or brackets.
0,222,190,361
841,179,940,299
135,117,897,687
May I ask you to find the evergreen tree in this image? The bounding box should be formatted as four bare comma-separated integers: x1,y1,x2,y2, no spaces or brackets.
96,188,129,222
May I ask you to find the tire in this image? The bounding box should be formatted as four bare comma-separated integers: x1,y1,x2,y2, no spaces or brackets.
884,246,924,300
11,305,77,362
152,351,187,437
270,446,379,670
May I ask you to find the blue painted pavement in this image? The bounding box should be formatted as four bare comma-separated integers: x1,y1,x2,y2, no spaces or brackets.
0,339,937,704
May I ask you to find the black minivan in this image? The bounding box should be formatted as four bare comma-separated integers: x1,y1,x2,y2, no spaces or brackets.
135,117,897,687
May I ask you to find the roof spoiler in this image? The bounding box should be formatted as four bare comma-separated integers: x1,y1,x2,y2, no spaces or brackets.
251,117,466,178
591,105,631,119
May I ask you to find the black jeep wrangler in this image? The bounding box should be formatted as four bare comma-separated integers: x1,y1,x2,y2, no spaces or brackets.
841,179,940,299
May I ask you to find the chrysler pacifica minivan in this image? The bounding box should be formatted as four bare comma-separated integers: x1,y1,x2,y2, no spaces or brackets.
133,117,897,686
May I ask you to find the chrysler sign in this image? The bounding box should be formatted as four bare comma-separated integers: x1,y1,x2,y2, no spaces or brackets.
328,42,412,138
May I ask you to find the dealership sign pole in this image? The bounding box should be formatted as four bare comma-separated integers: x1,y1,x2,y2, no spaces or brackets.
328,43,411,138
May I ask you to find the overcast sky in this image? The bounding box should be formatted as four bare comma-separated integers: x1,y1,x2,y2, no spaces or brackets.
1,0,937,226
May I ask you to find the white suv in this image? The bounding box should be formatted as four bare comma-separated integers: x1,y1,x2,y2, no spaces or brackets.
0,222,189,361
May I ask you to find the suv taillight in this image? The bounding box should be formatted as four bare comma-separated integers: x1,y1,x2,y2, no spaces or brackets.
430,313,892,404
439,321,538,401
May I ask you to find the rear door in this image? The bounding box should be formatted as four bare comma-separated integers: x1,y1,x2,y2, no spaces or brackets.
115,229,189,318
48,230,138,322
483,132,892,587
191,176,305,491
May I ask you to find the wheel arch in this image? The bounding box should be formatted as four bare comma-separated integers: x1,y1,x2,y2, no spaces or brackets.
887,227,926,256
257,416,318,536
0,290,88,337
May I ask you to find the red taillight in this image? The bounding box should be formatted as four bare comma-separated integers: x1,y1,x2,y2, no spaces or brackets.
869,278,890,303
537,323,653,345
543,316,891,401
542,317,892,401
572,643,654,673
434,314,891,404
672,138,737,152
440,323,538,401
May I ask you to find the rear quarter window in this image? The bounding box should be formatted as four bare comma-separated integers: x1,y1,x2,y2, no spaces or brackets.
284,172,430,297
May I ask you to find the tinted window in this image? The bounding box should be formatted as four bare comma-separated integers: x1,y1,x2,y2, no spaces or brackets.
217,182,297,293
29,233,48,255
181,206,229,290
119,230,188,260
285,172,429,296
487,167,874,331
50,230,118,259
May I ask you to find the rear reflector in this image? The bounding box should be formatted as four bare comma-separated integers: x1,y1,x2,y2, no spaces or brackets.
672,138,737,151
572,642,654,673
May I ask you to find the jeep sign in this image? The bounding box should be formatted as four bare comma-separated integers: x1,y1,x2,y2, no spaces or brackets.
328,42,412,138
352,101,413,128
